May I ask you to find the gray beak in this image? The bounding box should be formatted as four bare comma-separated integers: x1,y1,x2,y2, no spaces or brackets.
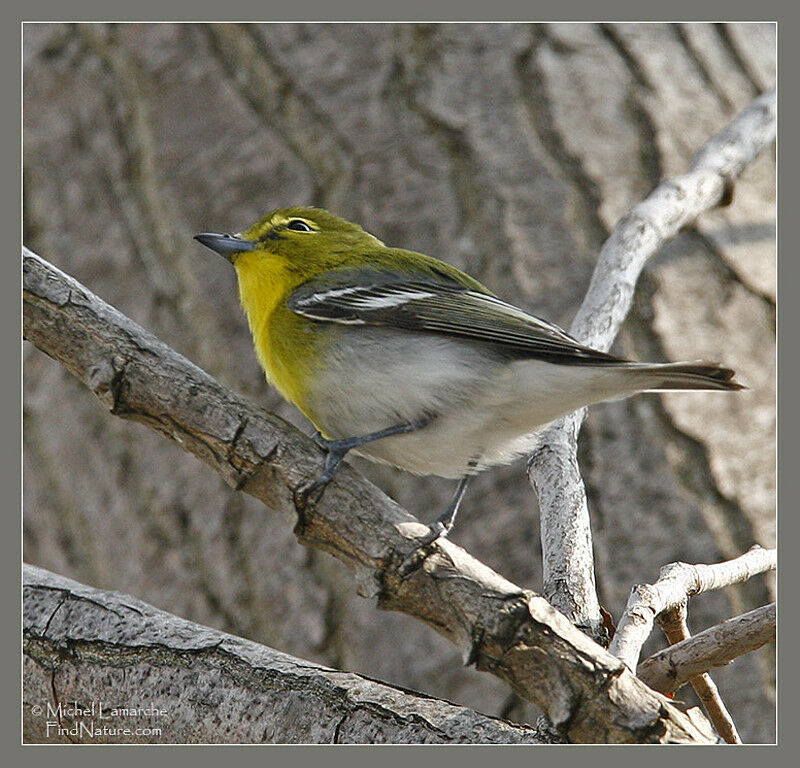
194,232,257,262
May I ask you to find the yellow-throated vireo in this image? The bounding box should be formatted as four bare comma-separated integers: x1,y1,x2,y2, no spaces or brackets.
196,207,743,541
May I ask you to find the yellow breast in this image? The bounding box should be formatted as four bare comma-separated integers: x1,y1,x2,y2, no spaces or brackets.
234,253,318,415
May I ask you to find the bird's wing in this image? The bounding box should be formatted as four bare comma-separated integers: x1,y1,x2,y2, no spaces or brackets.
287,270,625,365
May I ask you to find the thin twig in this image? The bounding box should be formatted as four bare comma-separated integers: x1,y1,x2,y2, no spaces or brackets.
608,545,776,672
638,603,775,694
527,89,776,637
657,604,741,744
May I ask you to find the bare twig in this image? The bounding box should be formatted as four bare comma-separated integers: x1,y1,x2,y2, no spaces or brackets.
23,248,712,743
638,603,775,695
608,545,776,672
527,89,776,636
657,605,740,744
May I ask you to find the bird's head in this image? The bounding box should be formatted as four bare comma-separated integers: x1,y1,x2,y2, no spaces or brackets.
194,207,384,268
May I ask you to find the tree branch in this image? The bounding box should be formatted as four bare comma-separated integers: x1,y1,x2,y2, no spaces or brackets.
526,89,776,636
23,564,553,744
608,545,776,672
637,603,776,695
23,248,712,743
655,605,741,744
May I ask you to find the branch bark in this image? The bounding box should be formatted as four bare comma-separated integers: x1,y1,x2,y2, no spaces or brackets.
637,603,776,695
23,248,712,743
23,564,553,744
655,605,740,744
526,89,777,636
608,545,776,673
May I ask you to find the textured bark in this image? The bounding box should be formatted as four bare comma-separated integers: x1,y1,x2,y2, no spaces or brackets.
23,250,714,744
638,603,776,695
23,565,553,744
23,22,775,740
608,546,775,744
528,90,775,638
656,605,740,743
609,546,776,672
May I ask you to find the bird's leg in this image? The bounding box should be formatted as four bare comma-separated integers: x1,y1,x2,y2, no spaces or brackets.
298,417,433,503
397,458,481,577
420,457,480,545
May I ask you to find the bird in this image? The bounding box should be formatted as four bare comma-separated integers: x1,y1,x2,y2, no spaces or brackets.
195,206,743,541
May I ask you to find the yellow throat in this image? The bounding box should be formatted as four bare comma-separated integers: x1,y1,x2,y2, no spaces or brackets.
233,251,319,415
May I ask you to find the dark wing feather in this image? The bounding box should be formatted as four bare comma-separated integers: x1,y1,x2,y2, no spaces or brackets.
288,271,625,365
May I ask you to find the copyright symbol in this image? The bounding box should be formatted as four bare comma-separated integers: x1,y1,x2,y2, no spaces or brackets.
30,705,42,716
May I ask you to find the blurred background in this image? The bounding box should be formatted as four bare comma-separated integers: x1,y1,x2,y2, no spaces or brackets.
23,23,776,741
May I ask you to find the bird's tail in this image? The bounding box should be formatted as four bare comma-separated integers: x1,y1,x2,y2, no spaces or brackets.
629,361,745,392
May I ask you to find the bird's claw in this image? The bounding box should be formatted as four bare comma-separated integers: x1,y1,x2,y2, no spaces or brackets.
397,522,452,578
419,520,450,547
294,475,329,510
311,430,329,450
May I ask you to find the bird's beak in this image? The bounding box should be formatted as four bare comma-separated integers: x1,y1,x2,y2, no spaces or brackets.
194,232,258,262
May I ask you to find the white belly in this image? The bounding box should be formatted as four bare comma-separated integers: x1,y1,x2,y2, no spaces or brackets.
305,328,634,478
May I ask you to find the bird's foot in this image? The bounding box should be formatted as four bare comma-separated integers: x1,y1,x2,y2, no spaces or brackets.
418,519,452,547
397,517,456,578
397,464,476,577
294,446,347,510
298,420,434,509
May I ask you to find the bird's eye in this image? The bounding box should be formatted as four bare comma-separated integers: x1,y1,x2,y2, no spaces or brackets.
286,219,314,232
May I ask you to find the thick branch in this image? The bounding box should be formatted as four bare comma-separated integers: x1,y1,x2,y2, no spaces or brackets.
527,90,776,635
23,249,712,743
608,546,776,672
638,603,776,694
23,564,552,744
